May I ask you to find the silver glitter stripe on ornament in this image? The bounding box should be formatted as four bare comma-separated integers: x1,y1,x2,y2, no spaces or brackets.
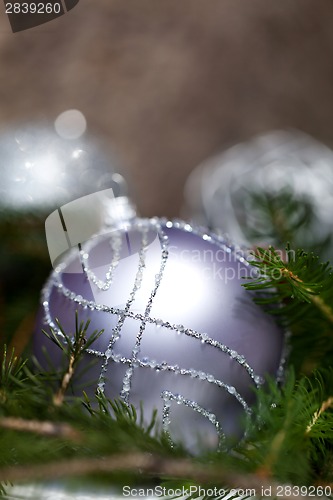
42,277,264,388
161,390,226,450
39,217,282,446
97,227,149,393
41,219,266,387
94,349,252,416
119,220,169,404
166,218,249,260
80,229,123,291
137,355,250,413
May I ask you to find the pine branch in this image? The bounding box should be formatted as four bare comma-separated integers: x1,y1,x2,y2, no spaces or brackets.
0,345,28,406
231,368,333,487
245,246,332,304
5,175,333,496
0,416,81,441
1,345,26,386
244,246,333,374
0,452,327,500
42,313,104,405
310,296,333,325
306,397,333,435
3,311,333,492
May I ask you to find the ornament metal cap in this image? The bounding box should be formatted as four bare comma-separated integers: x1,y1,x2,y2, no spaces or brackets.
45,188,137,269
103,195,137,226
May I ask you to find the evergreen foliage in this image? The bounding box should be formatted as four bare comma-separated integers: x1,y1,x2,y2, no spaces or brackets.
2,191,333,498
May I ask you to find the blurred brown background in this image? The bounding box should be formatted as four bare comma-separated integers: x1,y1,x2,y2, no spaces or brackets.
1,0,333,217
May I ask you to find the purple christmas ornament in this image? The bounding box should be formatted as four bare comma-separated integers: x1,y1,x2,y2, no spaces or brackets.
34,217,285,451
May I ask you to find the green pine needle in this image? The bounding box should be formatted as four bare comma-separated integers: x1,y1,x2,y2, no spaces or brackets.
244,245,333,374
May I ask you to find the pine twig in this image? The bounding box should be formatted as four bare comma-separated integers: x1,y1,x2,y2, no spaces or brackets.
306,397,333,434
0,417,81,441
246,246,333,325
281,267,333,325
0,452,326,500
45,314,104,406
309,296,333,326
283,265,333,325
53,350,76,406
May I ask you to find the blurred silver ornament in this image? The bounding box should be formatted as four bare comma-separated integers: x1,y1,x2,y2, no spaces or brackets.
0,121,128,214
184,130,333,256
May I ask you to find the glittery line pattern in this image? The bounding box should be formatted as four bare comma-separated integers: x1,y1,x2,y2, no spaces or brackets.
41,218,284,447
